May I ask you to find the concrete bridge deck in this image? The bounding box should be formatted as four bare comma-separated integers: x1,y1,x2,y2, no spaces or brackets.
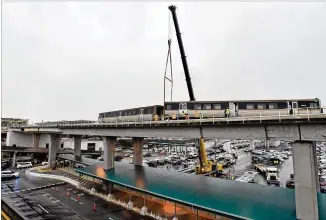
9,113,326,141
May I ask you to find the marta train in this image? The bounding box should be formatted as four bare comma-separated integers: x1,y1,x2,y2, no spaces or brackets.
98,98,323,123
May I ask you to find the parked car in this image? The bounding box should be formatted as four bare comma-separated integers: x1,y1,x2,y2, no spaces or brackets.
320,176,326,193
16,162,33,169
41,161,48,166
74,163,86,168
114,155,123,161
156,158,165,165
2,170,19,179
285,179,295,189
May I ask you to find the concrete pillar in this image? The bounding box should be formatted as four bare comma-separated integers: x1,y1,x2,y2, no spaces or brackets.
48,134,60,168
250,140,255,151
32,133,40,148
133,137,144,166
265,140,270,149
292,141,319,220
74,136,82,157
103,136,116,170
12,151,17,168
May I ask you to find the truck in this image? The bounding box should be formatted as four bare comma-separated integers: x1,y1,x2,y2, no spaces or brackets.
266,167,280,186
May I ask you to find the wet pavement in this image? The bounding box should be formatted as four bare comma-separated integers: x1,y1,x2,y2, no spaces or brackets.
1,168,153,220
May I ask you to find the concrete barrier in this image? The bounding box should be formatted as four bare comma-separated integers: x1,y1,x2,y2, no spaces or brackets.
25,168,79,187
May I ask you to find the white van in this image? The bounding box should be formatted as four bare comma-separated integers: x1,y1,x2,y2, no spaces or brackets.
16,162,33,169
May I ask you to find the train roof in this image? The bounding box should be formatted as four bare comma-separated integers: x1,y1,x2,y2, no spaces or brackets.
99,105,163,115
164,98,320,103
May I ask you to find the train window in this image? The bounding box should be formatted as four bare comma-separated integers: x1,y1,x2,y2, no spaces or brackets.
246,104,255,110
125,112,128,116
310,103,318,108
194,104,201,110
132,111,136,115
213,104,221,109
269,103,278,109
148,109,152,114
257,104,266,110
166,105,172,110
128,112,131,116
204,104,211,110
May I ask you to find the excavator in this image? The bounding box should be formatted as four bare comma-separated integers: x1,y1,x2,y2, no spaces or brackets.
168,5,223,176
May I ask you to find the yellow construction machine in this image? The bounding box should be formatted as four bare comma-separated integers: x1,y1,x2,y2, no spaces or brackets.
195,135,224,176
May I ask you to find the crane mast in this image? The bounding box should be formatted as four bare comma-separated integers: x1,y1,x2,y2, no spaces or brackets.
168,5,195,102
168,5,223,176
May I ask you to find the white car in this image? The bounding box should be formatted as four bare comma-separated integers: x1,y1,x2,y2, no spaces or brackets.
2,170,19,179
115,147,122,152
16,162,33,169
41,162,48,166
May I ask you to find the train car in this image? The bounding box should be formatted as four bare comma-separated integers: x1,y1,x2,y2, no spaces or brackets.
98,98,321,122
98,105,164,123
164,98,322,119
164,101,230,119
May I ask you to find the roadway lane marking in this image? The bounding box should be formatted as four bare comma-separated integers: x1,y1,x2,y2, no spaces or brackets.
38,204,49,214
1,210,11,220
70,197,78,202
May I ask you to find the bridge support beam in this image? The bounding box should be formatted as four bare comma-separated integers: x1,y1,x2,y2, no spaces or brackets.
133,137,144,166
292,141,319,220
32,133,41,148
48,134,61,168
74,136,82,157
103,137,116,170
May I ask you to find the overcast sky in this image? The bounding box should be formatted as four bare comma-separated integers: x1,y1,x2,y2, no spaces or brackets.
2,2,326,123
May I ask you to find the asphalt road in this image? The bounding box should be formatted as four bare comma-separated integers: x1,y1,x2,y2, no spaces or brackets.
1,168,153,220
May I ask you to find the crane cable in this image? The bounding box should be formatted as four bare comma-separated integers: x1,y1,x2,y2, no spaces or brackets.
163,11,174,101
163,11,174,119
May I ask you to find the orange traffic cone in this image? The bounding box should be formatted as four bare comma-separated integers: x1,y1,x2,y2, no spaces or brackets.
92,202,96,211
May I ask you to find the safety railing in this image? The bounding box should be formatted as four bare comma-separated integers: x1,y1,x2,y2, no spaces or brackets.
9,107,326,129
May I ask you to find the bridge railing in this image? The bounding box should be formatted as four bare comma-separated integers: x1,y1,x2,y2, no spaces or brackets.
9,107,326,128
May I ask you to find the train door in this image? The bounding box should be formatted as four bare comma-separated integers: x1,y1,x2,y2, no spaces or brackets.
292,102,298,115
287,102,292,115
229,102,237,117
179,103,187,117
139,109,144,121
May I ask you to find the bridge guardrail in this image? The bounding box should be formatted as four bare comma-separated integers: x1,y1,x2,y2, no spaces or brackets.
8,107,326,129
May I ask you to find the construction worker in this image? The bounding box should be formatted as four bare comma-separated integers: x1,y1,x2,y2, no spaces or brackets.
154,114,159,121
226,108,231,118
172,113,176,120
194,111,199,118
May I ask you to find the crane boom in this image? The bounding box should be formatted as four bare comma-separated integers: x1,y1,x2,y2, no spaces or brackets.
168,5,195,101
